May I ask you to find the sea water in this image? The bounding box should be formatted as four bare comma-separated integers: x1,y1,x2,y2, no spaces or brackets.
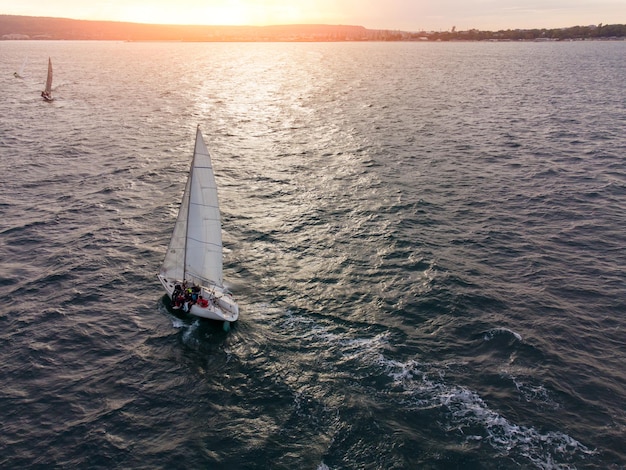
0,40,625,469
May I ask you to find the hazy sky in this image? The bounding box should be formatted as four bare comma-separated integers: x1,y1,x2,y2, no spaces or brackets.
3,0,625,31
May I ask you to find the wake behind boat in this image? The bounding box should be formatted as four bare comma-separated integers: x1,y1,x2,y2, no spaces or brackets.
158,126,239,325
41,57,53,102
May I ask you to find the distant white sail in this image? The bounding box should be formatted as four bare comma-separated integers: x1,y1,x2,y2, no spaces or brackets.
14,57,27,78
41,57,53,101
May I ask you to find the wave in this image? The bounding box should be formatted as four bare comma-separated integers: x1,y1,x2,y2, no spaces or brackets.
279,310,594,468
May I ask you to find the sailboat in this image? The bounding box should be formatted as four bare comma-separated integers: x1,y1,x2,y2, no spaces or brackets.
14,57,27,78
158,126,239,325
41,57,53,101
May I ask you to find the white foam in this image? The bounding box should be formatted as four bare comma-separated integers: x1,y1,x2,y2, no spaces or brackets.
379,358,595,468
484,327,523,342
181,319,200,348
275,311,592,467
170,317,184,328
509,374,560,408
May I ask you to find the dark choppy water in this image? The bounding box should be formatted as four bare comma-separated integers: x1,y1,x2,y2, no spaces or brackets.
1,40,625,469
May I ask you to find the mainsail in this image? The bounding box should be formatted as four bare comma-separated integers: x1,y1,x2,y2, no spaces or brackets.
45,58,53,95
160,127,223,288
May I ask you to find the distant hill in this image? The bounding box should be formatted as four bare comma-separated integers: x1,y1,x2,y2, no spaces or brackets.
0,15,377,41
1,15,624,41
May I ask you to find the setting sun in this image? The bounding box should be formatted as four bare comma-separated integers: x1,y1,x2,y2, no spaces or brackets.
116,0,330,26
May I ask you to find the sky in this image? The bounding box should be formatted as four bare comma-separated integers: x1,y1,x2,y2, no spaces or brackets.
3,0,625,31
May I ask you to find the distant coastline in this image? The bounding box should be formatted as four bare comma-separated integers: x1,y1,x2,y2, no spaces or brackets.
1,15,625,42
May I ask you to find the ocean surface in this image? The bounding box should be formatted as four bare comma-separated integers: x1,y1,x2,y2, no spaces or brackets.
1,40,625,469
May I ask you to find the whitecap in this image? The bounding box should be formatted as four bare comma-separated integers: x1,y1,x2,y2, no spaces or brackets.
484,327,523,342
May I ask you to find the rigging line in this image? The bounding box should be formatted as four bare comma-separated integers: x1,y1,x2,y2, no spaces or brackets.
186,236,221,248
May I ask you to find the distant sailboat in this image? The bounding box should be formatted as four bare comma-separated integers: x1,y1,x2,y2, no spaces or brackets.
14,57,27,78
41,57,53,101
158,126,239,326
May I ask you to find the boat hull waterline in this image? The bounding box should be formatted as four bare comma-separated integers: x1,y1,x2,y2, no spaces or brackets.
158,275,238,322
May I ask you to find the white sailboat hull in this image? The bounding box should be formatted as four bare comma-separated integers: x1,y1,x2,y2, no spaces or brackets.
158,275,239,323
